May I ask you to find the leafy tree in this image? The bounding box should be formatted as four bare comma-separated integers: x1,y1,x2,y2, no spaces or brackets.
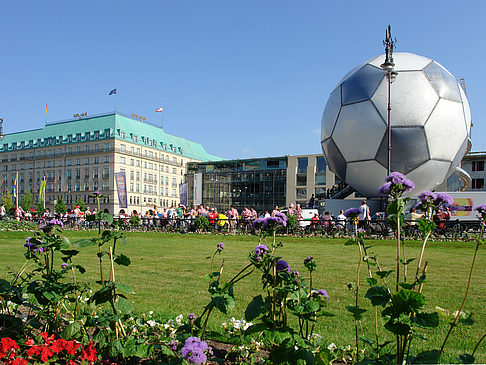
20,190,33,212
73,197,86,212
1,190,14,212
54,196,67,214
37,199,45,215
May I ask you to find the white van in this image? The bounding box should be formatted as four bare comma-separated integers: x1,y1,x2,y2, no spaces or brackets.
299,209,319,227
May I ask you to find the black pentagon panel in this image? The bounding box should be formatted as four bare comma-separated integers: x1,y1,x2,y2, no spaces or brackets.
375,127,429,175
321,138,347,180
342,64,384,105
423,61,461,102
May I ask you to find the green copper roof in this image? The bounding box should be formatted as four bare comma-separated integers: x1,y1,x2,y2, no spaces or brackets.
0,112,222,162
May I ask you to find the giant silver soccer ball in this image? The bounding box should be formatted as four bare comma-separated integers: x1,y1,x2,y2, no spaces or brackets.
321,52,471,197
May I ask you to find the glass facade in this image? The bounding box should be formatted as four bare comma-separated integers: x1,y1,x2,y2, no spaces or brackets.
187,157,287,213
315,156,326,185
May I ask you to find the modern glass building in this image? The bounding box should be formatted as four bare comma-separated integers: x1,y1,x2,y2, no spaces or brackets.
186,154,336,213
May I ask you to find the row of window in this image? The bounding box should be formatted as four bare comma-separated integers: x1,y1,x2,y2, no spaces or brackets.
119,144,182,164
119,156,182,174
4,156,109,171
127,182,178,197
2,130,111,152
3,143,111,159
118,133,182,155
127,196,178,209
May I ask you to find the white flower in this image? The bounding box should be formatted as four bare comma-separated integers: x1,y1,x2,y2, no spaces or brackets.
239,345,249,358
147,320,156,327
149,311,153,315
327,343,337,350
243,322,253,331
175,314,183,324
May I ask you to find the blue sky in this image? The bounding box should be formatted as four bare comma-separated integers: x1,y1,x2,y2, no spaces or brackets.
1,1,485,160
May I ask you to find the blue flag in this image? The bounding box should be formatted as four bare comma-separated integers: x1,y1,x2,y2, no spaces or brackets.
109,88,117,95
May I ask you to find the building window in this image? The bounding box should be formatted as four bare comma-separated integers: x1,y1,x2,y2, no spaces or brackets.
67,159,72,166
94,157,99,164
472,161,485,172
93,168,99,178
472,178,484,189
76,158,80,165
103,168,109,179
130,159,134,166
296,188,307,200
121,144,126,153
130,183,134,192
85,158,90,164
104,156,109,163
298,157,308,174
315,156,326,185
120,157,126,164
297,174,307,186
130,170,134,180
103,182,109,191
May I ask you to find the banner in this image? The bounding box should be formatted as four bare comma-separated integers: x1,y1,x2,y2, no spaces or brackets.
193,173,202,206
179,183,188,207
114,171,128,209
39,180,46,201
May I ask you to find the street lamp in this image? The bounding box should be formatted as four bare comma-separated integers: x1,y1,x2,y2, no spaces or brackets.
380,25,398,177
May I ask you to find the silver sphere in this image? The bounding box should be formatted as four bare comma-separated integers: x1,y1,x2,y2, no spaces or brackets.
321,52,471,197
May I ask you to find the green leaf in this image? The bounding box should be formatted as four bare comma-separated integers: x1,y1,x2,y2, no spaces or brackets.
263,328,293,346
90,285,114,305
114,296,132,314
115,282,135,294
114,254,131,266
245,295,268,321
412,350,441,364
366,278,378,287
344,239,356,246
101,213,114,224
303,300,320,314
376,270,394,279
400,258,416,265
60,249,79,257
365,286,390,307
413,312,439,328
108,339,124,357
61,322,81,339
74,264,86,274
417,218,436,236
346,305,367,320
213,293,235,314
458,354,475,364
92,329,108,348
72,238,97,247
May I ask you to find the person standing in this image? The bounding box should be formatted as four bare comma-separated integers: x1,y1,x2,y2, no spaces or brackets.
358,200,370,228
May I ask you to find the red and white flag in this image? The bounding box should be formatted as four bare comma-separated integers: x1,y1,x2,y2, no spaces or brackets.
155,107,164,112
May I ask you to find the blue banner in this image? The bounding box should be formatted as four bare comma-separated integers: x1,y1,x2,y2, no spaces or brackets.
114,171,128,209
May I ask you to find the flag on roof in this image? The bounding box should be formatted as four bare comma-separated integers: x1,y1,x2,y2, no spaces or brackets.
156,107,164,112
13,174,17,198
109,89,117,95
45,104,47,114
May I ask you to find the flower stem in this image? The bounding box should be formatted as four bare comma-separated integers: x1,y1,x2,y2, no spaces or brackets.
415,230,431,280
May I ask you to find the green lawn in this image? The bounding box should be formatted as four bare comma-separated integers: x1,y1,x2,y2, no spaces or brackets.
1,230,485,363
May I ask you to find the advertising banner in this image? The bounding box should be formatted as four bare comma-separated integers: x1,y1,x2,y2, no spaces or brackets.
179,183,188,207
193,173,202,206
114,171,128,209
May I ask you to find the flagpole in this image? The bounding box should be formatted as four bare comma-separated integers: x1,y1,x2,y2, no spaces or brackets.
115,93,117,113
43,176,46,211
15,171,18,209
161,110,163,129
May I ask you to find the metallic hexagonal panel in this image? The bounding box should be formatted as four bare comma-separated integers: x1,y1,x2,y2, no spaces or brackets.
407,160,451,193
321,138,347,180
372,71,439,127
332,101,386,162
423,61,462,102
342,64,384,105
336,59,371,86
321,86,342,142
346,160,387,198
375,127,429,174
459,86,472,135
368,52,432,71
445,137,470,179
425,99,467,161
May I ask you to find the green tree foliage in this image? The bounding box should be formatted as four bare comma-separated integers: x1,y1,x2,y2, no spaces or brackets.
74,197,86,212
1,190,14,212
54,196,67,214
20,190,33,212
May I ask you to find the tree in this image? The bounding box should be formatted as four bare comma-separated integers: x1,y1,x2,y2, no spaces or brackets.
54,196,67,215
20,190,33,212
37,199,45,215
73,197,86,212
1,190,13,213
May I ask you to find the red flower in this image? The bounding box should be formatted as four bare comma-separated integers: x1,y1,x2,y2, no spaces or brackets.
40,332,55,344
40,345,54,362
27,345,42,356
80,341,97,362
24,339,34,346
64,340,81,356
8,358,28,365
0,338,19,359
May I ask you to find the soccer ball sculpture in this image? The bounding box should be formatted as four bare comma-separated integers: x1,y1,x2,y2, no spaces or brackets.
321,52,471,197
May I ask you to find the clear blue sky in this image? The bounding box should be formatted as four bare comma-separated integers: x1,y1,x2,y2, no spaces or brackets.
1,1,485,160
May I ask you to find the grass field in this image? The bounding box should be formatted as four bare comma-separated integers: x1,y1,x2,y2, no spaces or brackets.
0,230,485,363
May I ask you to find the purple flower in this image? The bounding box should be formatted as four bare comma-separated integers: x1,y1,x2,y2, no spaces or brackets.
315,289,329,299
435,192,453,207
34,247,44,253
48,218,63,227
168,340,178,351
216,242,224,251
276,259,291,273
180,337,210,364
61,263,68,268
357,228,366,234
254,244,269,257
292,270,300,277
304,256,314,264
386,172,406,185
344,208,361,218
378,182,392,196
418,191,437,203
187,313,196,321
